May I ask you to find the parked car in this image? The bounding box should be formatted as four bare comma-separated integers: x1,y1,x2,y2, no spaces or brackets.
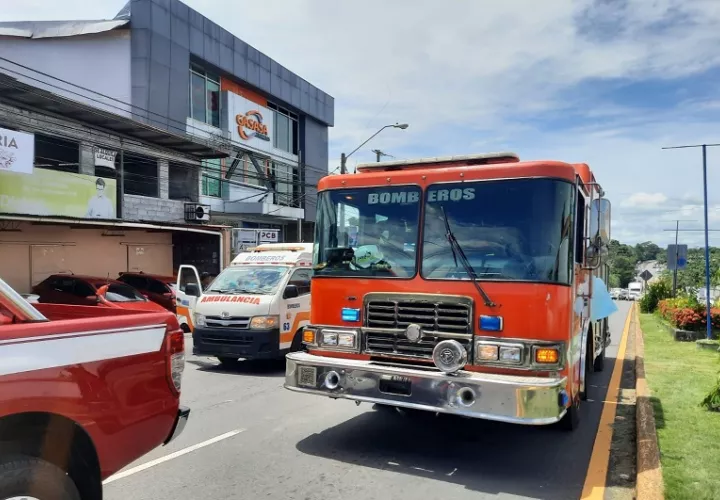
0,276,188,498
32,274,167,312
116,272,178,312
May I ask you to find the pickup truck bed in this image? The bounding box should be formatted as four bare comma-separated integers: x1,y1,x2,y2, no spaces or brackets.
0,294,188,500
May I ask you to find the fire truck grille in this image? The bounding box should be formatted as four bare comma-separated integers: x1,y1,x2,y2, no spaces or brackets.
364,295,473,359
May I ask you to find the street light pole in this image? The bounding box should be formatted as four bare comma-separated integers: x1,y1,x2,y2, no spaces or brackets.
339,123,408,175
662,142,720,340
702,145,712,340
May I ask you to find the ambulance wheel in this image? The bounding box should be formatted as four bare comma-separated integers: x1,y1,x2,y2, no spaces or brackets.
0,454,81,500
559,397,581,431
290,330,304,352
217,357,240,368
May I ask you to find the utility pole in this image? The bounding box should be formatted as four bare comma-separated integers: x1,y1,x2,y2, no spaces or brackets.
372,149,393,162
663,142,720,340
340,152,347,174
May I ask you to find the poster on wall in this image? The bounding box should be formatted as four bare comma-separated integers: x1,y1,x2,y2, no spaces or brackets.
0,168,117,219
94,147,117,169
0,127,34,175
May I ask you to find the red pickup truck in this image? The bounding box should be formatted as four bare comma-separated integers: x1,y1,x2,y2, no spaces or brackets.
0,277,189,500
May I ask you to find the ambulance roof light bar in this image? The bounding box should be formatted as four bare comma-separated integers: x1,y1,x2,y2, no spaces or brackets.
249,243,313,253
355,152,520,172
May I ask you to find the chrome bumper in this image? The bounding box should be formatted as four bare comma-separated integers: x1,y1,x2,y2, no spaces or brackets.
285,352,568,425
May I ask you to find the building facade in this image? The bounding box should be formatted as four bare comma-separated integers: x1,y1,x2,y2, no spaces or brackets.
0,0,334,252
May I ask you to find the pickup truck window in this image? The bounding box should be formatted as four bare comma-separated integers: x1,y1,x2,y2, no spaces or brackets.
104,283,147,302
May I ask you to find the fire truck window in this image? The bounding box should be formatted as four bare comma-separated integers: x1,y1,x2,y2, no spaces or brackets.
422,178,574,285
314,186,421,278
575,191,586,264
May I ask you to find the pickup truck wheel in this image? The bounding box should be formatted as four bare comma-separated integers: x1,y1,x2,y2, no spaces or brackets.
0,454,81,500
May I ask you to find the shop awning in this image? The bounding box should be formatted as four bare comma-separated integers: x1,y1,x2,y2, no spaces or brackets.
0,214,230,236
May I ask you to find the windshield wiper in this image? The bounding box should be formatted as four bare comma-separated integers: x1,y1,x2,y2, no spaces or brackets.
440,205,498,308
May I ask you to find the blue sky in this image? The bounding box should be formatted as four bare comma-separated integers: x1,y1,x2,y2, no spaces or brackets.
6,0,720,247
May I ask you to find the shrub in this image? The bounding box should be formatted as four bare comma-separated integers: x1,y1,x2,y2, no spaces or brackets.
657,298,720,334
639,280,672,313
700,372,720,412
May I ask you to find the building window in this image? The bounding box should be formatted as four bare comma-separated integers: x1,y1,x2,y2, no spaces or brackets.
267,103,298,154
189,64,220,128
34,133,80,173
201,158,222,198
123,153,158,197
169,162,197,201
272,161,298,207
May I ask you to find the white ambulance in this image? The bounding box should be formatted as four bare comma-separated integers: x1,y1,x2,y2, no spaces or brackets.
175,243,313,366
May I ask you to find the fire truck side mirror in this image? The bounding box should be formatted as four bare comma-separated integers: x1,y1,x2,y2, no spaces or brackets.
590,198,611,246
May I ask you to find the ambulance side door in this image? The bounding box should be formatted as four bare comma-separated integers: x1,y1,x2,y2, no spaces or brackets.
176,265,202,333
279,268,313,350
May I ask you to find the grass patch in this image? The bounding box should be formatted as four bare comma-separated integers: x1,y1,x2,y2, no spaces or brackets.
640,313,720,500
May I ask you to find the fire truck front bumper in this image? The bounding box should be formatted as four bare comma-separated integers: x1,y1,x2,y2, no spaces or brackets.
285,352,568,425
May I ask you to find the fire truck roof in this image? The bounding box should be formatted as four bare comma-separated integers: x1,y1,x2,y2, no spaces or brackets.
355,152,520,172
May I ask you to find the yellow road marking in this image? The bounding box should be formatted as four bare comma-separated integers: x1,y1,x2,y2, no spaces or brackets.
580,304,633,499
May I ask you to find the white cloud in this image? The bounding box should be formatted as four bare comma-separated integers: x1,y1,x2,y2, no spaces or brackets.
621,192,669,208
5,0,720,246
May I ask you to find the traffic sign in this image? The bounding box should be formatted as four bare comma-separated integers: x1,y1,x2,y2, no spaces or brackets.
667,244,688,270
640,269,653,282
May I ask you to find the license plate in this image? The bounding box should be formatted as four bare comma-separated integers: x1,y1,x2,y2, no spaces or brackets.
298,366,317,388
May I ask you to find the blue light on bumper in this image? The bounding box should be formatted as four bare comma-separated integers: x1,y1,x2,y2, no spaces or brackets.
341,308,360,322
479,315,503,331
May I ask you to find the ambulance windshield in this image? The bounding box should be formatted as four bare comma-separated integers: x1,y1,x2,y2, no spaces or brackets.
314,186,421,278
208,265,289,295
422,178,575,284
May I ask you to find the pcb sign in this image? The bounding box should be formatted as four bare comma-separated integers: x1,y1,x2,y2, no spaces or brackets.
0,127,34,175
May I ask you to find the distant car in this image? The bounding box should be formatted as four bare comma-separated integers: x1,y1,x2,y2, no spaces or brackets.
116,271,178,312
609,288,621,300
32,274,167,312
618,289,629,301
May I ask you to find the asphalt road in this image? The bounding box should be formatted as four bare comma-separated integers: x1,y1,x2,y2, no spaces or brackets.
104,301,632,500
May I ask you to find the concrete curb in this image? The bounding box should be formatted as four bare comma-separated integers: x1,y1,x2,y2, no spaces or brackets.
635,304,665,500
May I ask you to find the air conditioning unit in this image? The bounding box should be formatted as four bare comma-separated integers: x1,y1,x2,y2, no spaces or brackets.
184,203,211,223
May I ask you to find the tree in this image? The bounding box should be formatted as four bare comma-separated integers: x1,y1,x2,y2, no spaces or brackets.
634,241,662,262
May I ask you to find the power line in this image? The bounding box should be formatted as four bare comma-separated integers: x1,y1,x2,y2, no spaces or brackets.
0,107,320,192
0,58,331,176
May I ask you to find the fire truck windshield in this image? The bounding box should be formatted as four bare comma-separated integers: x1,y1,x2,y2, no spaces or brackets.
314,186,421,277
422,178,575,285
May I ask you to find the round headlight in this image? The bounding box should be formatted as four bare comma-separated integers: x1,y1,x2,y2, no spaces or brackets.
432,340,468,374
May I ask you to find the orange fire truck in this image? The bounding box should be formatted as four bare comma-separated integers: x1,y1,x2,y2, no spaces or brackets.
285,152,611,430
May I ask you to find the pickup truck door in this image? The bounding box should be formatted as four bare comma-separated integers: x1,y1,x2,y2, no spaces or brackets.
176,265,202,333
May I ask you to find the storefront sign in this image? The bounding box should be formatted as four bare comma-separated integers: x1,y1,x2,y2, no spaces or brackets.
0,127,34,175
94,147,117,169
226,93,274,154
236,111,270,141
0,168,117,219
259,229,279,242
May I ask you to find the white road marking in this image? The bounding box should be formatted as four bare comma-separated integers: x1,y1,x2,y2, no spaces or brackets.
103,429,245,485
